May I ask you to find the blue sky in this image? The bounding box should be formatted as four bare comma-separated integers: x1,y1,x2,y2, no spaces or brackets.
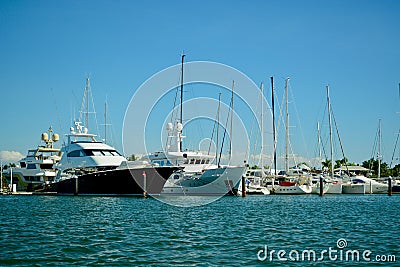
0,0,399,168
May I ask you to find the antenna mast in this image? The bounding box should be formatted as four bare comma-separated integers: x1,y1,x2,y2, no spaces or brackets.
180,53,185,150
285,78,290,174
271,77,277,176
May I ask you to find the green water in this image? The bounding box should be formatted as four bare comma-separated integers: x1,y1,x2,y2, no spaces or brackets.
0,195,399,266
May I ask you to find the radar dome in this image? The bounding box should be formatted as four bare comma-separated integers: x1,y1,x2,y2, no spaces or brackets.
177,122,183,131
52,133,60,142
41,133,49,141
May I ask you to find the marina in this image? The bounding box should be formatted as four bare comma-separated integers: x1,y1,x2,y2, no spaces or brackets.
1,1,399,266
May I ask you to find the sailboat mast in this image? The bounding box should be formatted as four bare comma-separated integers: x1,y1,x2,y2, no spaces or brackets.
180,54,185,150
216,91,221,167
285,78,290,174
271,77,277,176
327,85,334,179
230,81,234,161
104,100,107,144
260,82,264,177
317,121,322,170
378,119,382,178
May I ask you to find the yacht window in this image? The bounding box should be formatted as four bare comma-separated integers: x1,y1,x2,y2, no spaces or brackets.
102,151,113,156
40,164,53,169
195,159,201,164
190,159,195,164
27,164,36,169
206,160,209,164
92,151,103,156
67,150,87,157
110,151,121,156
183,159,189,164
20,162,26,168
201,159,205,164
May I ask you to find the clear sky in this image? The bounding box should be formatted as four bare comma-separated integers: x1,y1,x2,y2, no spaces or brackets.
0,0,399,168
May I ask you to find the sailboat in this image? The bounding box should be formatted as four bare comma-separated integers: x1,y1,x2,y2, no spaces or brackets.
272,78,312,195
146,55,245,196
350,119,389,194
237,82,270,196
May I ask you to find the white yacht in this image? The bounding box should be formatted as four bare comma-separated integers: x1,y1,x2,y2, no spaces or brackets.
146,121,245,196
343,175,388,194
36,121,177,195
272,178,313,195
3,126,62,192
36,77,177,196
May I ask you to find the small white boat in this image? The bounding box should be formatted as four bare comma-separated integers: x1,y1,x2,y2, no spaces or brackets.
325,181,343,194
349,175,388,194
311,176,330,194
237,170,270,196
273,178,312,195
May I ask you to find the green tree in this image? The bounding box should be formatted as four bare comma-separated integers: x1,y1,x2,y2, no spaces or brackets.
127,154,137,161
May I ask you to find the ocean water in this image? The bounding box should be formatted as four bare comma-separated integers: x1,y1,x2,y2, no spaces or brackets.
0,194,399,266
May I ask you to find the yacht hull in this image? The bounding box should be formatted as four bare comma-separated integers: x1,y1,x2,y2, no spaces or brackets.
272,184,312,195
342,183,365,194
325,183,343,194
36,167,177,196
160,166,245,196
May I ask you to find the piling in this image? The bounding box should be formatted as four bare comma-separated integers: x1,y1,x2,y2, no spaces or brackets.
388,177,392,196
143,171,147,198
319,176,324,197
74,176,78,195
241,176,246,197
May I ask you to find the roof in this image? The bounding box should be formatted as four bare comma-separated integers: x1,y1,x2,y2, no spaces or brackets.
334,166,370,172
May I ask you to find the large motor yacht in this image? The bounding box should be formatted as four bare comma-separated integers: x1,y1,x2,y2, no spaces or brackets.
3,126,61,192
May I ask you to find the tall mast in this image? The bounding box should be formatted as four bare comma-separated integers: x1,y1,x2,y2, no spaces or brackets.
327,85,334,179
85,77,90,130
317,121,322,170
285,78,290,174
230,81,234,161
104,100,107,144
271,77,276,176
378,119,382,178
216,91,221,167
180,53,185,150
260,82,264,177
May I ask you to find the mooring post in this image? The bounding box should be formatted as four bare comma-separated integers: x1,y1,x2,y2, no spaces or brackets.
241,176,246,197
143,171,147,198
319,176,324,197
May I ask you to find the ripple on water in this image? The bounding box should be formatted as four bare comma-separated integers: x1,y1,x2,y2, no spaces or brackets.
0,194,399,266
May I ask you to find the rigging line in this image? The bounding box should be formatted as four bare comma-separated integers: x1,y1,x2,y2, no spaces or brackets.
369,121,380,170
165,84,180,150
248,92,261,166
218,91,233,167
288,84,310,162
207,91,220,155
331,107,350,174
389,129,400,168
